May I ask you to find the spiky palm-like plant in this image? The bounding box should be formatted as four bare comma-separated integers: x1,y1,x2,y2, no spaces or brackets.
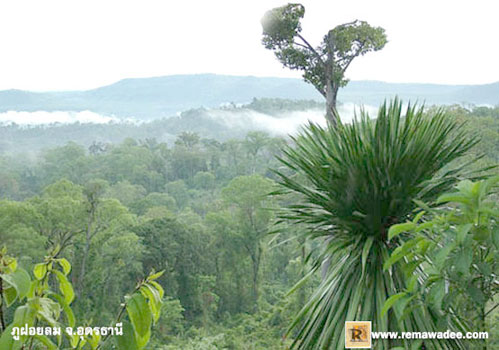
275,99,479,349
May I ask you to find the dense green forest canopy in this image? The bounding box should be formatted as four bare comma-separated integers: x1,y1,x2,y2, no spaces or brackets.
0,103,497,349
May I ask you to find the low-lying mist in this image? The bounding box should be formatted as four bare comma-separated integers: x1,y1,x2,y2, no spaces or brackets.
0,102,382,154
205,103,378,135
0,110,123,126
0,102,378,134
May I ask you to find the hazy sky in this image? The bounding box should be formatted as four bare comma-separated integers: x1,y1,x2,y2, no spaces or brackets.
1,0,498,91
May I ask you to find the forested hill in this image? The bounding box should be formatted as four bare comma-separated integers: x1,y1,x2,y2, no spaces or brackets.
0,74,498,119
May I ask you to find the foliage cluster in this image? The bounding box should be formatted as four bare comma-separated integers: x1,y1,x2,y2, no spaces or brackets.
385,176,498,349
273,100,497,349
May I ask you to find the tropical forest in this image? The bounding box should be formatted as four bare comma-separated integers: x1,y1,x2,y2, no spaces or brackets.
0,2,497,350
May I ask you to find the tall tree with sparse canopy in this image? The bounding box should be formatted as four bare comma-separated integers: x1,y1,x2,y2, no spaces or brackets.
261,3,387,126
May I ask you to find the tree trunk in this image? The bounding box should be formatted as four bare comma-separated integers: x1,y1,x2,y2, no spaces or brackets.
77,225,91,298
325,79,339,127
77,200,97,298
324,30,340,128
251,243,262,310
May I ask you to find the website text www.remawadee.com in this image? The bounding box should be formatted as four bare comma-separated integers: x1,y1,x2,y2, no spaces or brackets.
371,330,489,340
344,321,489,349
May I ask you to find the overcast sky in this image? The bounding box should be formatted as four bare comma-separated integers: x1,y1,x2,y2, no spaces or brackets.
0,0,498,91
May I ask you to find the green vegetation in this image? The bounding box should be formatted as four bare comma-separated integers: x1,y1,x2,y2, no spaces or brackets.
0,246,164,350
0,128,305,349
273,99,490,349
385,177,498,349
0,102,497,349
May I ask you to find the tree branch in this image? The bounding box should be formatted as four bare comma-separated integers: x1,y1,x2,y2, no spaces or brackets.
293,41,310,50
296,34,325,67
340,41,366,74
485,302,499,317
96,281,142,350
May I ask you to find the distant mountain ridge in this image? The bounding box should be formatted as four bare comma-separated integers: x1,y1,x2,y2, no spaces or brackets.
0,74,497,119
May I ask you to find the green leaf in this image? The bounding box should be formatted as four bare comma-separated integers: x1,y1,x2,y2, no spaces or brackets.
402,260,422,279
412,211,425,224
148,280,164,299
416,238,432,254
361,236,374,278
54,270,75,304
87,332,101,350
381,292,407,318
456,223,473,244
0,325,21,350
33,263,48,280
472,225,489,241
3,287,17,307
69,334,80,348
411,340,423,350
455,246,473,275
414,221,433,232
483,174,499,191
493,226,499,249
393,295,414,320
13,304,37,327
407,274,418,293
56,258,72,275
478,205,499,217
27,279,39,299
428,280,445,311
125,293,152,348
6,258,17,273
115,320,139,350
1,267,31,302
141,284,162,323
434,243,454,270
436,193,471,205
476,262,492,276
383,248,404,271
413,199,431,211
456,180,474,196
36,297,61,326
147,270,164,281
388,222,416,240
384,237,424,271
34,335,57,350
50,292,76,327
467,286,485,305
